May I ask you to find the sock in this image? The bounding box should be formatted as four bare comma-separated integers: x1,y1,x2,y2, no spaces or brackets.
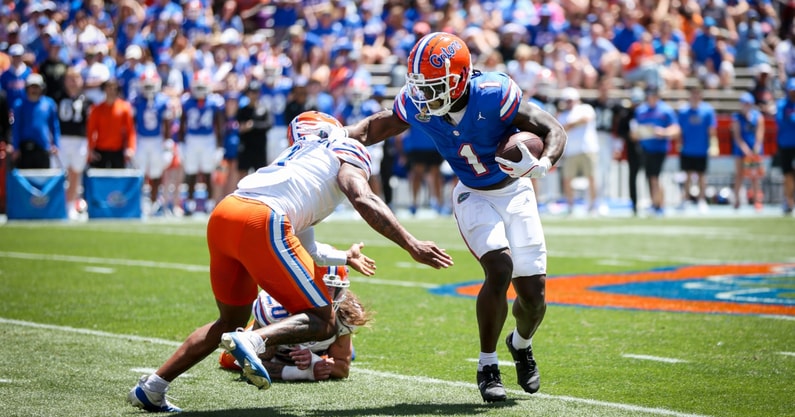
244,331,266,354
144,374,169,393
478,351,498,371
512,329,533,349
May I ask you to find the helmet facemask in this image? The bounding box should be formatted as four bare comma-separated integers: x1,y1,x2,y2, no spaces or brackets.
406,60,462,117
323,271,350,312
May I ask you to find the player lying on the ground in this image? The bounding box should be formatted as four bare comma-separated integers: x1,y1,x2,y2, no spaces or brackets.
219,264,371,381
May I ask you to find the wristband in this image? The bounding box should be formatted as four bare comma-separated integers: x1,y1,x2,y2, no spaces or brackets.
281,365,314,381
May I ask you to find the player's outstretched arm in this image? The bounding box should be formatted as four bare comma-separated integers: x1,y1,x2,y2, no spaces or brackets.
345,110,409,147
337,162,454,269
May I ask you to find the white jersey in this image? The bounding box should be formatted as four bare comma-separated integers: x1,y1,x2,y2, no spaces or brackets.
234,137,372,233
252,289,356,360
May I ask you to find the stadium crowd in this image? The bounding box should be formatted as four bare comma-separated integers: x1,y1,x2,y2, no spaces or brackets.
1,0,794,218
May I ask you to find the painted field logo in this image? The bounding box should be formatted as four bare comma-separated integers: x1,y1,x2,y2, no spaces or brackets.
432,263,795,316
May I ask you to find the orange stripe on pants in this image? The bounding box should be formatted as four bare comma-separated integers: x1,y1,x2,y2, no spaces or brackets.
207,195,329,312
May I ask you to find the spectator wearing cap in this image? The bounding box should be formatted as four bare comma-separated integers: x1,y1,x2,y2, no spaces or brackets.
18,3,45,46
87,78,136,169
557,87,600,215
258,55,293,163
631,85,680,216
236,80,272,179
675,84,717,213
11,74,60,169
731,91,765,210
117,45,145,100
1,44,32,107
38,38,68,101
776,79,795,215
751,63,777,115
80,44,112,104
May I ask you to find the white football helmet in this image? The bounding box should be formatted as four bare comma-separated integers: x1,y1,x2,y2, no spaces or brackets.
346,77,372,105
286,110,345,146
322,265,350,311
139,67,161,99
191,70,212,99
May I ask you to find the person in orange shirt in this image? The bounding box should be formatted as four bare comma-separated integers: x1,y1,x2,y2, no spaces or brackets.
622,31,665,89
86,78,136,168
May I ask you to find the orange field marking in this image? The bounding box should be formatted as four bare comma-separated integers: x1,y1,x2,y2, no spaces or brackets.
451,263,795,316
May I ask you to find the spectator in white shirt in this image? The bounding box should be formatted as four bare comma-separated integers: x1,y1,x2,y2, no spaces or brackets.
557,87,600,214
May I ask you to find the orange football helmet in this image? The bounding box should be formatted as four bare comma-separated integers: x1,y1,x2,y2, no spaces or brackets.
286,111,344,146
406,32,472,116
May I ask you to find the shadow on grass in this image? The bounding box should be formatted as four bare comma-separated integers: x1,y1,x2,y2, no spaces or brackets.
178,400,519,417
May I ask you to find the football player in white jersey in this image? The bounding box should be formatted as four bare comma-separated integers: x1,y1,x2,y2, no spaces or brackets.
219,264,370,381
128,111,452,413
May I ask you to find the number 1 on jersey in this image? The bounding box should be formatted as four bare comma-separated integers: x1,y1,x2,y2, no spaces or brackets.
459,144,487,175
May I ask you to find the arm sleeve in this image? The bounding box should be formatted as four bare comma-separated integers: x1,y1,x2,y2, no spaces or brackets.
295,228,347,266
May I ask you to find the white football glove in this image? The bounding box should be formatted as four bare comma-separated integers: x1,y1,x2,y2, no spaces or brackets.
494,141,552,178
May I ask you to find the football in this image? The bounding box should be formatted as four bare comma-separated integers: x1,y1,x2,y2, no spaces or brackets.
496,131,544,163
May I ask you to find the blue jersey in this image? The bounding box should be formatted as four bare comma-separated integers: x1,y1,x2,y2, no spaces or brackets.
634,101,677,154
261,79,292,127
338,99,380,125
776,98,795,149
133,94,171,138
393,71,522,188
1,66,32,108
181,93,224,136
731,109,763,156
12,96,60,151
677,102,715,157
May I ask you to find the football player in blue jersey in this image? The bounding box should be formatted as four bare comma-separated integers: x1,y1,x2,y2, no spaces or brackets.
345,32,568,402
133,68,173,215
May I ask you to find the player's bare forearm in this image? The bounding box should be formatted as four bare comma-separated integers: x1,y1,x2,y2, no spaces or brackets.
513,100,567,165
338,166,415,251
345,110,408,146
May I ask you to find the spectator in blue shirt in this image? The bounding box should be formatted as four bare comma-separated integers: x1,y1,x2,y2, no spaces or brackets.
776,79,795,215
11,74,60,169
676,85,716,212
1,44,32,108
631,85,680,216
731,92,765,210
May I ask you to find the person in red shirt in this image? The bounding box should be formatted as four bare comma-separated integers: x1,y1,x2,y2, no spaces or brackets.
86,78,136,168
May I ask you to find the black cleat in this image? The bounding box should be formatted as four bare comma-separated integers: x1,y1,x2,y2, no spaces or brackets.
477,364,507,402
505,332,540,393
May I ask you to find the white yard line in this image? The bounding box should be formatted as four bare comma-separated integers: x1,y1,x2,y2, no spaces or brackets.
0,317,712,417
777,352,795,357
622,354,689,364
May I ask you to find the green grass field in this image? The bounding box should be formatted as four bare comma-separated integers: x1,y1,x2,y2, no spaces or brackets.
0,215,793,417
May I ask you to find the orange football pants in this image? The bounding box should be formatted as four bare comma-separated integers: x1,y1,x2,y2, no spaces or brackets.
207,195,330,312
